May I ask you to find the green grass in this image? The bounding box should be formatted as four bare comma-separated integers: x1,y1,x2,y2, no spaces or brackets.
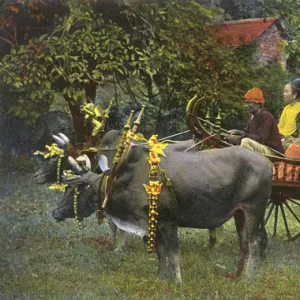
0,170,299,299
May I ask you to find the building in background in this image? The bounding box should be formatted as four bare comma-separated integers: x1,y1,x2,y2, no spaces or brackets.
209,18,287,69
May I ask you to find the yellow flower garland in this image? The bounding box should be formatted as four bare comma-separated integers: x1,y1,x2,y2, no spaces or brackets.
34,144,67,192
143,135,168,252
73,187,82,226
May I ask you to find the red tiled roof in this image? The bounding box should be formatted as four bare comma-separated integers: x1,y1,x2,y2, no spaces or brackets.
210,18,280,47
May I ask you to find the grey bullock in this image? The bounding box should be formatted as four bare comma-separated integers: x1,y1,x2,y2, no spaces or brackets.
53,130,273,284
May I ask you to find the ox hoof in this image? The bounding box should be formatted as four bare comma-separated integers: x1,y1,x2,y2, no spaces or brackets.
175,279,182,286
159,271,168,279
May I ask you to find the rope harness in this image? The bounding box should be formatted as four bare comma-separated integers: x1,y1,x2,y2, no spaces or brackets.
48,156,68,192
55,172,104,226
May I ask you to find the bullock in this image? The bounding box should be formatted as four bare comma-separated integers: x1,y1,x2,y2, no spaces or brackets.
34,132,126,251
33,133,76,184
52,130,272,284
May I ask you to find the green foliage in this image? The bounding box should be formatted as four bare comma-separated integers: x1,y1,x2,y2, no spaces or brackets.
0,0,295,134
249,64,287,119
124,1,219,102
4,155,40,172
0,0,139,123
258,0,300,75
121,0,258,131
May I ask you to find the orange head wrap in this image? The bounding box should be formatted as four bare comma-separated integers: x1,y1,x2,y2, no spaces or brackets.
243,88,265,104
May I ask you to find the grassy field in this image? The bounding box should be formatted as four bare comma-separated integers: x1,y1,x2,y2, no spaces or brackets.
0,168,299,300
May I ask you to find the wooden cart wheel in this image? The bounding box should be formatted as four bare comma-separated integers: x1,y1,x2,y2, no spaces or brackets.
265,192,300,240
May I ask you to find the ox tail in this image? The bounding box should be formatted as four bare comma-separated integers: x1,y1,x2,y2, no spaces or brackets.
258,216,268,262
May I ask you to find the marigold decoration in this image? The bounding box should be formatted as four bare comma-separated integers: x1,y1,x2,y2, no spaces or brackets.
86,147,97,152
80,103,103,137
34,143,64,159
34,143,66,192
143,135,168,252
73,187,82,226
126,131,147,142
148,135,168,156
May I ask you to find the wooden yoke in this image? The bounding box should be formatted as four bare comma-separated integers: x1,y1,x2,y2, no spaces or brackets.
117,105,145,169
113,110,134,166
100,106,145,215
214,109,222,142
205,108,214,133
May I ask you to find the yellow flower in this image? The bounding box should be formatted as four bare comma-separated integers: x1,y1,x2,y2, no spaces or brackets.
126,131,147,142
49,183,67,192
148,135,168,156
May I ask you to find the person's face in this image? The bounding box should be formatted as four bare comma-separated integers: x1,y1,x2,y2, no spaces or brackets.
245,101,260,115
283,83,295,105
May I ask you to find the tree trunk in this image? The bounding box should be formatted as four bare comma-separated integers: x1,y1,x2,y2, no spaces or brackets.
67,101,87,147
65,80,99,148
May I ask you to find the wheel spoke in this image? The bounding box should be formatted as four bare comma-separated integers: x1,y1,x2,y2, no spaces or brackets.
291,233,300,241
265,203,275,225
267,199,272,207
273,205,279,237
279,204,291,239
284,201,300,224
288,199,300,206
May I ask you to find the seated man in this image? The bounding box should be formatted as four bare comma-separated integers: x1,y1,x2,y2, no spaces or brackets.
228,87,284,156
278,78,300,150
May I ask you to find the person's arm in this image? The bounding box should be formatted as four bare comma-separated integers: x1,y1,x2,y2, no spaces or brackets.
243,114,273,144
228,129,245,135
228,122,248,135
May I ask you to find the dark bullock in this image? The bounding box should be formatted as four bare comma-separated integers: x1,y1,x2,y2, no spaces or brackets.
33,133,74,184
34,132,126,251
53,130,273,284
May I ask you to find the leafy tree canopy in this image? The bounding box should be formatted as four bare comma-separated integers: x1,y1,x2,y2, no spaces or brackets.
0,0,292,141
0,0,137,120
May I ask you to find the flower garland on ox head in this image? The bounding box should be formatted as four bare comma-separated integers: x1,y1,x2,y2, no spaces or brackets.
34,143,67,192
143,135,168,252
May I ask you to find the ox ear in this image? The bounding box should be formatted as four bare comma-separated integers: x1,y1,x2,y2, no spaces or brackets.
52,135,65,147
58,132,70,144
98,155,109,173
68,156,83,173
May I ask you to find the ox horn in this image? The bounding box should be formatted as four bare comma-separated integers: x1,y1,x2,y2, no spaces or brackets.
52,135,66,147
58,133,70,144
68,156,82,173
98,155,109,173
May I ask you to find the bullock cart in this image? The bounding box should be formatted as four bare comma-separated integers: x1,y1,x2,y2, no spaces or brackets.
186,96,300,241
